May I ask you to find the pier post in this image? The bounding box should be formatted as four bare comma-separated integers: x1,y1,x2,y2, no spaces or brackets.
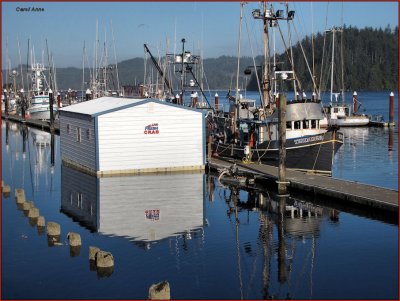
86,89,92,101
277,93,288,195
49,89,54,130
389,92,394,126
4,89,9,117
214,93,219,111
57,92,61,108
20,89,26,121
353,91,357,114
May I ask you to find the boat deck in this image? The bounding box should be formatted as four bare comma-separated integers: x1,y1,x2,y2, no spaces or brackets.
208,157,398,213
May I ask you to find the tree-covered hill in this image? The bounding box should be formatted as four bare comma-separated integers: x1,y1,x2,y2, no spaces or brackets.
3,26,397,92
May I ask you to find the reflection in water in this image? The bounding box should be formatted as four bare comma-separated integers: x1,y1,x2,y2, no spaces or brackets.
60,165,205,248
213,176,337,299
3,121,56,194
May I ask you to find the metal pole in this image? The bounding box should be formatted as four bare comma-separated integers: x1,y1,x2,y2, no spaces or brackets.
278,93,288,195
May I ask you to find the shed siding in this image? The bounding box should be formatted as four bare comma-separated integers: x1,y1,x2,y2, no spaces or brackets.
60,113,96,171
97,102,204,172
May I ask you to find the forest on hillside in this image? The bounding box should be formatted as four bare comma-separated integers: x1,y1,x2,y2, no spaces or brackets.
3,26,398,92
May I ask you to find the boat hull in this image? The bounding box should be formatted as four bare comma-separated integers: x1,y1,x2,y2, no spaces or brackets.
213,130,343,174
330,116,369,127
28,107,59,120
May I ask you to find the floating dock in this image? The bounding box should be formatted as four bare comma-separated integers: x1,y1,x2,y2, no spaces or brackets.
1,114,60,134
208,157,398,213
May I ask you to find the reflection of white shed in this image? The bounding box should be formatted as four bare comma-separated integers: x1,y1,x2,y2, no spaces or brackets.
59,97,205,176
61,165,204,243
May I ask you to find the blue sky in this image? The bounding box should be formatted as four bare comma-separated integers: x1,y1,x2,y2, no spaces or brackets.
2,1,398,68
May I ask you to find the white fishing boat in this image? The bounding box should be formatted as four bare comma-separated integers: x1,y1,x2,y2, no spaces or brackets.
27,63,58,120
322,28,369,127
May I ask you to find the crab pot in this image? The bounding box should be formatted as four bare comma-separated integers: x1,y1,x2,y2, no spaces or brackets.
148,281,171,300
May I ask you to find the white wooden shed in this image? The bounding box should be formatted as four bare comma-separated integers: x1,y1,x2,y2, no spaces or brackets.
59,97,205,176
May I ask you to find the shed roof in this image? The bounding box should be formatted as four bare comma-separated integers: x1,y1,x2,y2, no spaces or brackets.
59,97,143,116
59,96,203,117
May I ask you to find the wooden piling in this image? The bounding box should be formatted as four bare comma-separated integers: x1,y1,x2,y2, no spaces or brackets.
148,281,171,300
277,94,288,195
214,93,219,111
389,92,394,126
353,91,358,114
47,221,61,236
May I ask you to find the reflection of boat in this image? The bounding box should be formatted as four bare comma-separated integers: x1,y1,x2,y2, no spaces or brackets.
61,165,205,245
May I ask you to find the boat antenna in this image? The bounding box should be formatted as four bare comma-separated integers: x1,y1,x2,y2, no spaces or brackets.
17,36,25,92
340,2,345,103
111,19,120,94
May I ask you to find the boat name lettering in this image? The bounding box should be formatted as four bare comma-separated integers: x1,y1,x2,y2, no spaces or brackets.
145,209,160,221
294,135,324,145
16,7,45,12
144,123,159,134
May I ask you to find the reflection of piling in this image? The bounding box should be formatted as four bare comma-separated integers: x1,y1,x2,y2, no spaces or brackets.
277,196,287,283
277,94,288,195
51,134,55,166
389,127,393,152
49,89,54,131
389,92,394,126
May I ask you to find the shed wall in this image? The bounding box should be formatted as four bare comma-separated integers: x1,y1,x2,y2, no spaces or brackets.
97,102,204,173
60,113,97,172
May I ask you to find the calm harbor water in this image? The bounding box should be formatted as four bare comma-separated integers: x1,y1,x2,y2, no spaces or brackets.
1,91,398,299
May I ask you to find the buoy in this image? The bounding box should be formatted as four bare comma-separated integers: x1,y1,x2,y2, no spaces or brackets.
89,246,101,261
47,221,61,236
95,250,114,268
67,232,82,247
37,216,45,227
148,281,171,300
28,207,39,218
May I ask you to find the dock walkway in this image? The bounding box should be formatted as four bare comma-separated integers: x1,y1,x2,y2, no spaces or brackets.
208,157,398,213
1,115,59,134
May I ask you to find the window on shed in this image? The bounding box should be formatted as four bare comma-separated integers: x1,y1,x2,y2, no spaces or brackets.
86,128,91,140
77,127,81,142
67,124,71,134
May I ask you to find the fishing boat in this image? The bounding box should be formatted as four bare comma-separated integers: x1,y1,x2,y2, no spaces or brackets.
323,93,370,127
27,63,58,120
211,3,343,174
321,28,369,127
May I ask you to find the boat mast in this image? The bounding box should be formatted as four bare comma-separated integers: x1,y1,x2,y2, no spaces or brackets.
234,2,244,135
262,2,271,108
330,28,335,103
